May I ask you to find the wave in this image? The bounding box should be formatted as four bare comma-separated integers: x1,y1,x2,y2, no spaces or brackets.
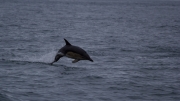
0,89,14,101
0,87,23,101
0,93,12,101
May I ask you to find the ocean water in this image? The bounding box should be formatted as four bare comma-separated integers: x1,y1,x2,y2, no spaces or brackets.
0,0,180,101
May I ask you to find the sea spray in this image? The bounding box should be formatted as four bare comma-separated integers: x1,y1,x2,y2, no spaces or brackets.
7,50,57,64
28,51,57,63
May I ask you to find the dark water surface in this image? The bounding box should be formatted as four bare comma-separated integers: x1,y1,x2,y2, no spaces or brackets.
0,0,180,101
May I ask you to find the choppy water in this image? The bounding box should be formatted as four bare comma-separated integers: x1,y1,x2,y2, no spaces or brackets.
0,0,180,101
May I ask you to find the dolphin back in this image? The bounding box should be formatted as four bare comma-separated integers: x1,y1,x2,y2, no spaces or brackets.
60,45,93,61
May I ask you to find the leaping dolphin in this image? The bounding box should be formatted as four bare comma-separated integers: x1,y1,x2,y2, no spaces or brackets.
51,38,93,64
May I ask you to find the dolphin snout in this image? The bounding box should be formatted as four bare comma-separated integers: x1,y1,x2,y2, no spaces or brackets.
89,58,93,62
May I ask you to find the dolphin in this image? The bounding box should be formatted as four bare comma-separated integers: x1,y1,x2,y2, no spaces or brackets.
51,38,93,64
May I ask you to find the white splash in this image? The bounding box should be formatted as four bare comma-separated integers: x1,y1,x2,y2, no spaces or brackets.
28,51,57,63
8,51,58,64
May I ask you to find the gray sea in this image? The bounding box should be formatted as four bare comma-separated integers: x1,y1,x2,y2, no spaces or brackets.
0,0,180,101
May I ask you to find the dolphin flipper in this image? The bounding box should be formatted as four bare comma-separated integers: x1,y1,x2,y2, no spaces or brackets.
72,59,79,63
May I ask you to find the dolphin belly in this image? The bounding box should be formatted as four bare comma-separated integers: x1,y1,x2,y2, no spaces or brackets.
66,52,84,60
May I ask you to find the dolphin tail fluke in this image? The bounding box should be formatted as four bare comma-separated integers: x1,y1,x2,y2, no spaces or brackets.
64,38,72,46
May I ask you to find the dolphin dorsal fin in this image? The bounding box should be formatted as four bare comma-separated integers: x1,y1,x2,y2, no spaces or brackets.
64,38,72,46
